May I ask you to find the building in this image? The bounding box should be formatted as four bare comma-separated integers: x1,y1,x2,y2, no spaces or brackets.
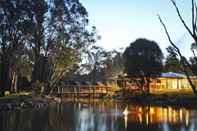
117,72,197,94
150,72,197,94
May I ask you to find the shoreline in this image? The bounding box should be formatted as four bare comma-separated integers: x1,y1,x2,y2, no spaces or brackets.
0,94,50,111
1,93,197,111
122,94,197,109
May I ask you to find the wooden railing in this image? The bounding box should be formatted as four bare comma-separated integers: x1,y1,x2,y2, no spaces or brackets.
56,85,114,98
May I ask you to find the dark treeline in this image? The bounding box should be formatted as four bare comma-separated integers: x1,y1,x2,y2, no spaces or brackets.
0,0,99,96
1,0,197,97
0,0,125,96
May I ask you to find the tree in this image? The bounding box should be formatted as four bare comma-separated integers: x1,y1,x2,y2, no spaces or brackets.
0,0,98,96
0,0,34,96
22,0,97,94
123,38,164,93
81,46,124,81
165,46,182,73
102,50,124,79
85,46,107,81
158,0,197,95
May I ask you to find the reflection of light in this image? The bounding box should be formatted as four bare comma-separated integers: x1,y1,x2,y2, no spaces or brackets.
150,107,155,114
180,109,183,122
115,104,118,121
168,107,172,123
127,105,191,125
123,106,129,116
163,108,168,122
139,107,142,113
146,114,149,125
149,107,154,124
173,110,176,123
123,106,129,129
138,114,142,124
124,114,128,129
185,111,189,126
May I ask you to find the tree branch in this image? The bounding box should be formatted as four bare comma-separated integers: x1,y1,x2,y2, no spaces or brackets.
192,0,196,36
171,0,195,38
195,5,197,33
158,15,197,95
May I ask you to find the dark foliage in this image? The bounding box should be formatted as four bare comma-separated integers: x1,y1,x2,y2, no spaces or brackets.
123,38,164,93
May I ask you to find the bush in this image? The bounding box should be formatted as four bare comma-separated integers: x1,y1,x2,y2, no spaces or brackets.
0,91,4,97
32,80,44,96
17,76,31,91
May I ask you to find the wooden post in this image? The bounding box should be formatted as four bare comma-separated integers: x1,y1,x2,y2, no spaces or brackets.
57,87,60,95
61,87,63,101
89,86,91,99
93,86,95,99
74,86,76,101
77,85,80,99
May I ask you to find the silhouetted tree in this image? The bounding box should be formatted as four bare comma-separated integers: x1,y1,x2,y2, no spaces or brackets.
81,46,124,81
0,0,98,96
19,0,98,94
102,50,124,79
86,46,107,81
165,46,182,73
123,38,164,93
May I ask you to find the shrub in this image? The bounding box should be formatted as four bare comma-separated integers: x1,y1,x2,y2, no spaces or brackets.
32,80,44,96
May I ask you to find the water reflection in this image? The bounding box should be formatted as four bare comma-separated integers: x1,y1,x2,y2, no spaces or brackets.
123,106,129,129
125,106,192,125
0,100,197,131
121,104,197,131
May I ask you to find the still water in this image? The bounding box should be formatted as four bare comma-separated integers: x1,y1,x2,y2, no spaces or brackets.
1,99,197,131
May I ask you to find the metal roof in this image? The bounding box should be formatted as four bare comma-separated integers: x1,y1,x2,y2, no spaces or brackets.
161,72,186,78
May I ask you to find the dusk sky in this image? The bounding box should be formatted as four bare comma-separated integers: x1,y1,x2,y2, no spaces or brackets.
81,0,193,57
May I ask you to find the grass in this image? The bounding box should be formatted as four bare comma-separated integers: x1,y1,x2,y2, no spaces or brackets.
0,93,32,103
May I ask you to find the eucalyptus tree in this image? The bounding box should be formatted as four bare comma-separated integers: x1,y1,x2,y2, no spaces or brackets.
0,0,97,95
102,50,124,79
25,0,98,94
165,46,182,73
0,0,34,95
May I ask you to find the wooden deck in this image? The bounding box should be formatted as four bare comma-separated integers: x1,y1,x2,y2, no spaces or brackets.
56,85,115,98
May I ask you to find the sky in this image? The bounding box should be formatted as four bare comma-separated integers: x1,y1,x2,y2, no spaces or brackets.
80,0,193,57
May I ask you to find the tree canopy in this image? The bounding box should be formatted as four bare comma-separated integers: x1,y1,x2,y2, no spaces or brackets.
165,46,182,73
123,38,164,93
0,0,98,96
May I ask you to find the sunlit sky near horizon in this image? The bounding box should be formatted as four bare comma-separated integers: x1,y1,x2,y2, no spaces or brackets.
81,0,194,57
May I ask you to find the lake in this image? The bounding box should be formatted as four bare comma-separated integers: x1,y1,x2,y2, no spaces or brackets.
0,99,197,131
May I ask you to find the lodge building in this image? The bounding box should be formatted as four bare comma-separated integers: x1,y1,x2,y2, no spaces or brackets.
150,72,197,94
117,72,197,94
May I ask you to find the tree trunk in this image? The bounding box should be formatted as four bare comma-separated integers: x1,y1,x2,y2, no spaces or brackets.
0,59,11,96
32,56,51,83
11,72,18,93
145,77,151,94
31,56,52,96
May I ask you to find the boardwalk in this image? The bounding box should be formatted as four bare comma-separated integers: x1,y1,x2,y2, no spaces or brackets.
56,85,115,98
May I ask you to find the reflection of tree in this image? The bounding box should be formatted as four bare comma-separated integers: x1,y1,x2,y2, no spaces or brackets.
5,102,196,131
